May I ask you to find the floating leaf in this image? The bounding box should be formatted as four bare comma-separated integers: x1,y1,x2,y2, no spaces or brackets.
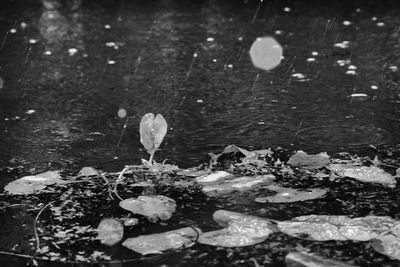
77,167,99,177
329,164,397,188
122,227,201,255
277,215,397,241
372,234,400,261
201,175,275,197
255,185,327,203
4,170,66,195
198,210,276,247
139,113,167,158
119,195,176,222
96,218,124,246
195,171,233,184
287,150,330,170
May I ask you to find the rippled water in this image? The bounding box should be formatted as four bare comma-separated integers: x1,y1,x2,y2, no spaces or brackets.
1,0,400,170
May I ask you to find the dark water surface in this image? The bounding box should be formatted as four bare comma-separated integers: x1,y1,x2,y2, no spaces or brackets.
1,0,400,266
1,0,400,173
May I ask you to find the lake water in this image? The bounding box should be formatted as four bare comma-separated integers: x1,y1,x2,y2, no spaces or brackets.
0,0,400,266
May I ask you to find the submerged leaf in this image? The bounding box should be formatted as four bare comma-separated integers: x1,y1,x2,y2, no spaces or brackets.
4,170,66,195
96,218,124,246
287,150,330,170
255,185,327,203
119,195,176,222
329,164,397,188
122,227,201,255
139,113,167,156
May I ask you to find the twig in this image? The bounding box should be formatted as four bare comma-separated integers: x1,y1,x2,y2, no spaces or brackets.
295,119,303,138
113,166,133,200
29,201,55,265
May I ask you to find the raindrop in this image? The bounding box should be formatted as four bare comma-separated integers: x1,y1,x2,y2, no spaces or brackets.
306,58,316,62
372,17,378,21
196,99,203,103
292,73,305,79
389,65,398,71
68,48,78,56
20,22,27,29
26,110,35,115
44,50,52,55
227,64,233,68
104,24,111,29
311,51,318,56
206,37,214,42
376,22,385,27
29,39,38,44
249,37,283,71
105,42,116,47
356,8,361,13
10,28,16,34
237,36,243,41
343,21,351,26
371,85,378,90
83,53,88,58
345,70,356,75
118,108,127,118
349,93,368,99
275,30,282,35
348,65,357,70
212,59,217,62
108,60,116,65
334,41,350,49
284,7,291,12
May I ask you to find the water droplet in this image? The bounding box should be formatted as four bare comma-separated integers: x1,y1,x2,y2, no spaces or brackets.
212,59,217,62
371,85,378,90
343,21,351,26
68,48,78,56
348,65,357,70
356,8,361,12
196,99,203,103
44,50,52,55
105,42,115,47
238,36,243,41
26,110,35,115
108,60,116,65
118,108,127,118
389,65,398,71
284,7,291,12
206,37,214,42
29,39,38,44
250,37,283,71
311,51,318,56
227,64,233,68
275,30,282,35
10,28,16,34
345,70,356,75
334,41,350,49
292,73,305,79
372,17,378,21
377,22,385,27
104,24,111,29
20,22,27,29
306,57,316,62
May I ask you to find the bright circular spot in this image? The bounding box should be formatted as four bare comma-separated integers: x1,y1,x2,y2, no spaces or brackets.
250,37,283,71
118,108,127,118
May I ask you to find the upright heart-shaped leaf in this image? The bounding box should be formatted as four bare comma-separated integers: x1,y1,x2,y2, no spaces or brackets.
139,113,167,157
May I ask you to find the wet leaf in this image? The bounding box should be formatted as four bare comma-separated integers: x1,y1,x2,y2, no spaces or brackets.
287,151,330,170
278,215,398,241
77,167,99,177
119,195,176,222
198,210,276,247
4,170,66,195
372,234,400,261
329,164,397,188
195,171,233,184
255,185,327,203
122,227,201,255
139,113,167,157
96,218,124,246
201,175,275,197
